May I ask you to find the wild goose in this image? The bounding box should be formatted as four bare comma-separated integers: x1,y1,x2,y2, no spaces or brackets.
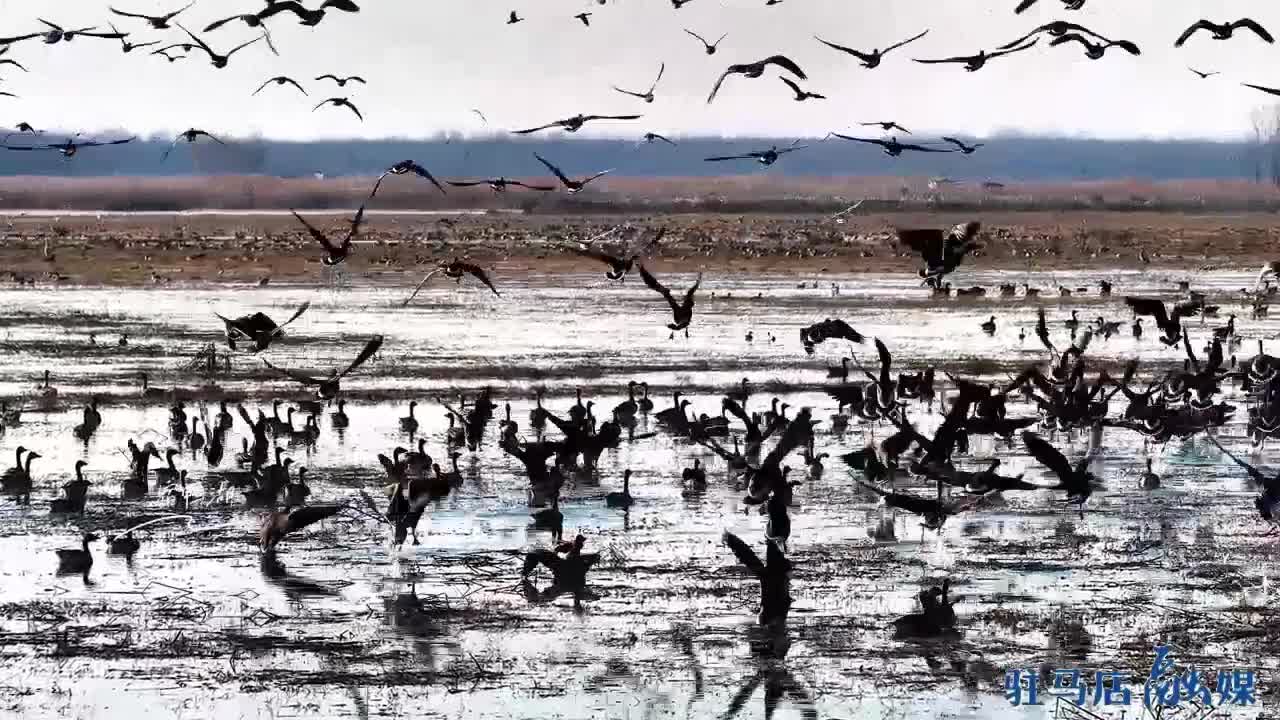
262,335,383,399
289,204,365,265
1175,19,1273,47
521,534,600,608
400,401,419,434
2,447,38,504
512,113,643,135
814,29,928,69
50,461,91,514
706,55,806,103
216,300,310,353
605,469,635,508
722,531,792,625
913,40,1038,71
56,533,99,576
259,504,343,550
613,63,664,103
684,28,726,54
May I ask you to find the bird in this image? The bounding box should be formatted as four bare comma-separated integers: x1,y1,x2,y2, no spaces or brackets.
942,137,984,154
981,316,996,335
684,29,726,54
507,11,522,25
1015,0,1087,12
315,74,365,87
1208,436,1280,525
721,530,792,626
108,23,158,53
814,29,928,69
254,0,360,27
1021,431,1098,517
512,113,643,135
1123,297,1200,346
4,135,135,158
289,204,365,265
614,63,664,103
895,221,982,285
574,12,591,27
640,132,677,146
1190,67,1219,79
999,21,1131,51
707,55,806,103
56,533,99,576
215,300,311,353
254,75,307,96
1141,459,1161,490
780,77,825,101
175,23,264,68
605,469,634,508
262,335,384,400
403,259,501,305
831,134,953,157
638,265,701,337
861,121,911,134
1241,83,1280,98
161,129,225,161
562,226,663,281
914,40,1038,71
1049,33,1140,59
35,20,126,44
533,153,613,193
445,177,555,192
704,143,807,166
521,534,600,608
313,97,363,121
110,2,193,29
1175,19,1273,47
259,505,343,550
369,160,447,197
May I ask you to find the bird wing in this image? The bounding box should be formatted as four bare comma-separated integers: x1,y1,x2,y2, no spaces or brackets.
897,142,951,153
1049,33,1091,49
1242,82,1280,97
511,122,558,135
109,7,152,20
347,76,367,84
814,35,870,60
175,23,215,57
884,29,929,53
780,76,802,95
682,273,702,308
1175,20,1214,47
1232,18,1274,43
704,154,753,162
706,67,735,103
1124,296,1170,326
1207,434,1271,485
456,262,502,296
1021,431,1076,483
1171,301,1201,321
508,180,556,191
335,335,384,379
275,300,311,332
831,133,888,147
285,504,343,534
533,152,572,186
913,54,974,64
204,15,248,32
989,39,1039,57
402,161,445,194
343,203,366,244
1108,39,1141,55
401,268,443,306
342,100,364,121
581,114,643,122
684,28,707,44
894,228,945,263
283,77,307,94
290,210,338,253
762,408,814,471
1014,0,1038,13
262,358,323,386
651,63,664,90
580,170,612,185
639,265,679,312
762,55,806,79
252,78,272,95
721,531,763,577
446,180,489,187
0,32,41,44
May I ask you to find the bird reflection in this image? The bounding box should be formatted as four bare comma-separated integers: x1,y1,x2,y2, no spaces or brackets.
383,580,460,668
722,623,817,720
259,551,337,598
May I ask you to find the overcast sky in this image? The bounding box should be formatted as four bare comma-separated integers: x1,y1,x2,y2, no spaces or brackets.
3,0,1280,141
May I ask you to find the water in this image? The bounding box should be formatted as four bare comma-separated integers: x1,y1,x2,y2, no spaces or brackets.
0,270,1272,719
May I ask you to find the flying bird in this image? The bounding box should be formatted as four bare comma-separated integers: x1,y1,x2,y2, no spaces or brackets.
315,74,365,87
1190,67,1219,79
684,29,726,54
254,75,307,96
1049,33,1140,58
175,23,264,68
216,301,311,353
257,0,361,27
861,120,911,134
507,11,522,25
109,23,158,52
1021,431,1098,517
161,129,225,161
5,135,134,158
1124,297,1200,346
914,40,1038,71
290,204,365,265
404,260,502,305
640,132,677,146
1014,0,1087,13
263,335,383,400
313,97,364,120
574,12,591,26
895,221,982,285
831,134,953,157
704,143,806,166
780,77,825,101
1242,82,1280,97
533,153,612,193
814,29,928,68
613,63,664,103
35,20,127,44
260,505,343,550
110,2,194,29
370,160,446,197
512,113,642,135
638,265,701,337
563,226,664,281
1000,21,1122,49
707,55,806,103
446,177,555,192
1175,19,1274,47
941,137,984,154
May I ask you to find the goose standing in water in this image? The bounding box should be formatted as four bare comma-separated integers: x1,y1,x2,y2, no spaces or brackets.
638,383,655,413
400,401,419,434
606,469,635,508
188,418,205,452
56,533,100,577
73,397,102,440
331,399,349,428
980,316,997,336
153,448,182,486
1141,458,1161,490
50,461,91,514
530,493,564,542
681,459,707,497
2,447,38,504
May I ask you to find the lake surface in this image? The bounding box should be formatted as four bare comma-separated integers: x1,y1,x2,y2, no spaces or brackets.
0,269,1272,719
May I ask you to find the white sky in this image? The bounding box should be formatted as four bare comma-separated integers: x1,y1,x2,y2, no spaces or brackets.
2,0,1278,141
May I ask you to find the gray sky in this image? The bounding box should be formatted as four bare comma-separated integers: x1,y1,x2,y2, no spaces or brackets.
5,0,1280,141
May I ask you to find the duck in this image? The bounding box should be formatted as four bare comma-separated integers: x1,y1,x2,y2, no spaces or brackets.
605,469,635,508
1141,458,1161,490
400,401,419,433
331,398,349,428
56,532,99,576
980,315,996,335
50,461,91,514
1,447,38,504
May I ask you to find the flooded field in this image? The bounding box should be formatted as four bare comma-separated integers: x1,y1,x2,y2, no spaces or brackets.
0,269,1275,719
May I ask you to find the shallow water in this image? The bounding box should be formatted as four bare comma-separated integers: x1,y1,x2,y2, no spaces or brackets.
0,269,1274,719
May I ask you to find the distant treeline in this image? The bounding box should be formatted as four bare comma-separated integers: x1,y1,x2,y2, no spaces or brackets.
0,133,1263,182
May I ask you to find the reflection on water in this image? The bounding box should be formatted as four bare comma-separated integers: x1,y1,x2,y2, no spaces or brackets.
0,270,1273,719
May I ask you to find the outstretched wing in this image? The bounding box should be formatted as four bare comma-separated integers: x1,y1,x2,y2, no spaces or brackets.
721,531,763,577
639,265,679,312
706,67,735,103
814,35,867,58
1124,297,1171,326
761,55,806,80
285,504,343,534
704,154,753,162
511,122,557,135
1021,431,1076,484
895,228,946,264
1232,18,1273,42
262,358,323,386
1175,20,1213,47
336,335,384,379
762,408,814,471
533,152,572,186
290,210,338,253
275,300,311,332
884,29,929,53
456,262,502,296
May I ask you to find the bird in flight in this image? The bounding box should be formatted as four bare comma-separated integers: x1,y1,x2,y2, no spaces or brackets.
574,12,591,26
175,24,264,68
941,137,984,154
290,204,366,265
507,11,523,25
1242,82,1280,97
1000,21,1129,50
254,75,307,96
110,2,194,29
638,266,701,338
370,160,446,197
534,153,613,194
780,77,825,101
316,74,365,87
862,120,911,134
1049,33,1140,58
313,97,364,121
914,40,1038,71
1190,67,1219,79
403,260,502,306
1015,0,1086,13
512,113,642,135
1176,19,1273,47
162,129,225,161
5,134,134,158
684,29,726,54
446,177,555,193
152,48,185,62
1123,297,1200,346
639,132,677,146
832,134,953,157
35,20,126,44
263,335,383,400
707,55,806,103
814,29,928,69
704,143,807,166
613,63,664,103
216,301,311,354
109,23,158,53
